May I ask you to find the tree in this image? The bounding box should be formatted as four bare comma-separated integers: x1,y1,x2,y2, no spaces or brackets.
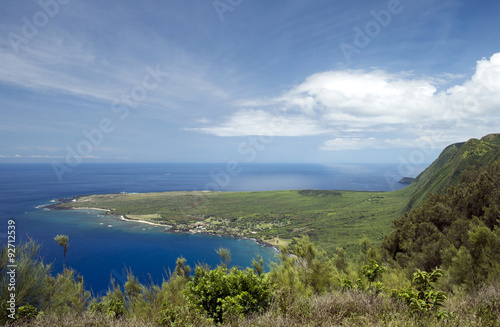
334,247,349,273
185,266,271,323
252,254,265,277
216,247,231,269
173,256,191,279
54,235,69,270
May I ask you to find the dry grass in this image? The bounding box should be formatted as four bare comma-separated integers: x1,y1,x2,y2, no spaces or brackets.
5,286,499,327
233,292,405,327
228,287,500,327
5,312,156,327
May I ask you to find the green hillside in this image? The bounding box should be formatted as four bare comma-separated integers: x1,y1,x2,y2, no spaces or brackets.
405,133,500,210
383,154,500,288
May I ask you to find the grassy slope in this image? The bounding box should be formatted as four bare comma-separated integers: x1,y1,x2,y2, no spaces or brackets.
406,133,500,210
58,189,409,256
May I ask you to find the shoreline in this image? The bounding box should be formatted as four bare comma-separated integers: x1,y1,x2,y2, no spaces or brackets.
43,196,281,252
119,215,172,228
119,215,280,252
72,207,110,212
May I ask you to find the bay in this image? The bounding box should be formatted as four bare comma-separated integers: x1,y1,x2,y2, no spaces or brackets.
0,162,423,294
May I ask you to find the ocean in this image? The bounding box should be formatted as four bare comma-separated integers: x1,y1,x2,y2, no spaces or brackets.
0,162,421,295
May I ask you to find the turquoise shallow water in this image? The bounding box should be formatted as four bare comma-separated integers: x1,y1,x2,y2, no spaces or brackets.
0,162,421,294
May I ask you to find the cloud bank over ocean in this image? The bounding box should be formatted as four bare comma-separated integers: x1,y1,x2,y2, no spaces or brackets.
193,53,500,150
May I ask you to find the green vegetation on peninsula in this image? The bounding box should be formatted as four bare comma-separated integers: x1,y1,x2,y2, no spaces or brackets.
55,189,409,255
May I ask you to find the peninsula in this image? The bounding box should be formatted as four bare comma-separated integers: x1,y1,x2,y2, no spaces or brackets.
49,134,500,255
49,189,409,255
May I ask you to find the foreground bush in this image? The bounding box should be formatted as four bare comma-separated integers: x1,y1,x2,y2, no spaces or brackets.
184,266,272,324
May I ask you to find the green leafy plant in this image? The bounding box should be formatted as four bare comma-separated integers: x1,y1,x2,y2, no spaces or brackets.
395,268,448,316
185,266,272,323
16,304,40,321
340,278,361,292
361,260,385,284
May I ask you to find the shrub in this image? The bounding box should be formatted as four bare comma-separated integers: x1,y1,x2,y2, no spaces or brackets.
16,304,40,321
270,237,338,298
44,268,91,316
89,278,126,318
361,260,385,284
185,266,272,323
395,268,448,317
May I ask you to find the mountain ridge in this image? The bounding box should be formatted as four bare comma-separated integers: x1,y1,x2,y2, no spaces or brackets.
405,133,500,210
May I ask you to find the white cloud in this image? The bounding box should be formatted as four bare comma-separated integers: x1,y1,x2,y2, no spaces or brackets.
188,109,327,137
0,36,114,101
320,135,454,151
195,118,213,124
0,33,229,110
192,52,500,150
282,70,439,123
321,137,378,151
445,53,500,115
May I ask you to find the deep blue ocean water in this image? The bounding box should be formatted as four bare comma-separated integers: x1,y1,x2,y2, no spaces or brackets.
0,162,422,295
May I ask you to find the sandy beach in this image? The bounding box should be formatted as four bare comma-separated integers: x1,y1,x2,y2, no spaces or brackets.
70,206,171,228
71,207,110,212
119,215,172,228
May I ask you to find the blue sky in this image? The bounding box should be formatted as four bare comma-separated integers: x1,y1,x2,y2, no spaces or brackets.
1,0,500,165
